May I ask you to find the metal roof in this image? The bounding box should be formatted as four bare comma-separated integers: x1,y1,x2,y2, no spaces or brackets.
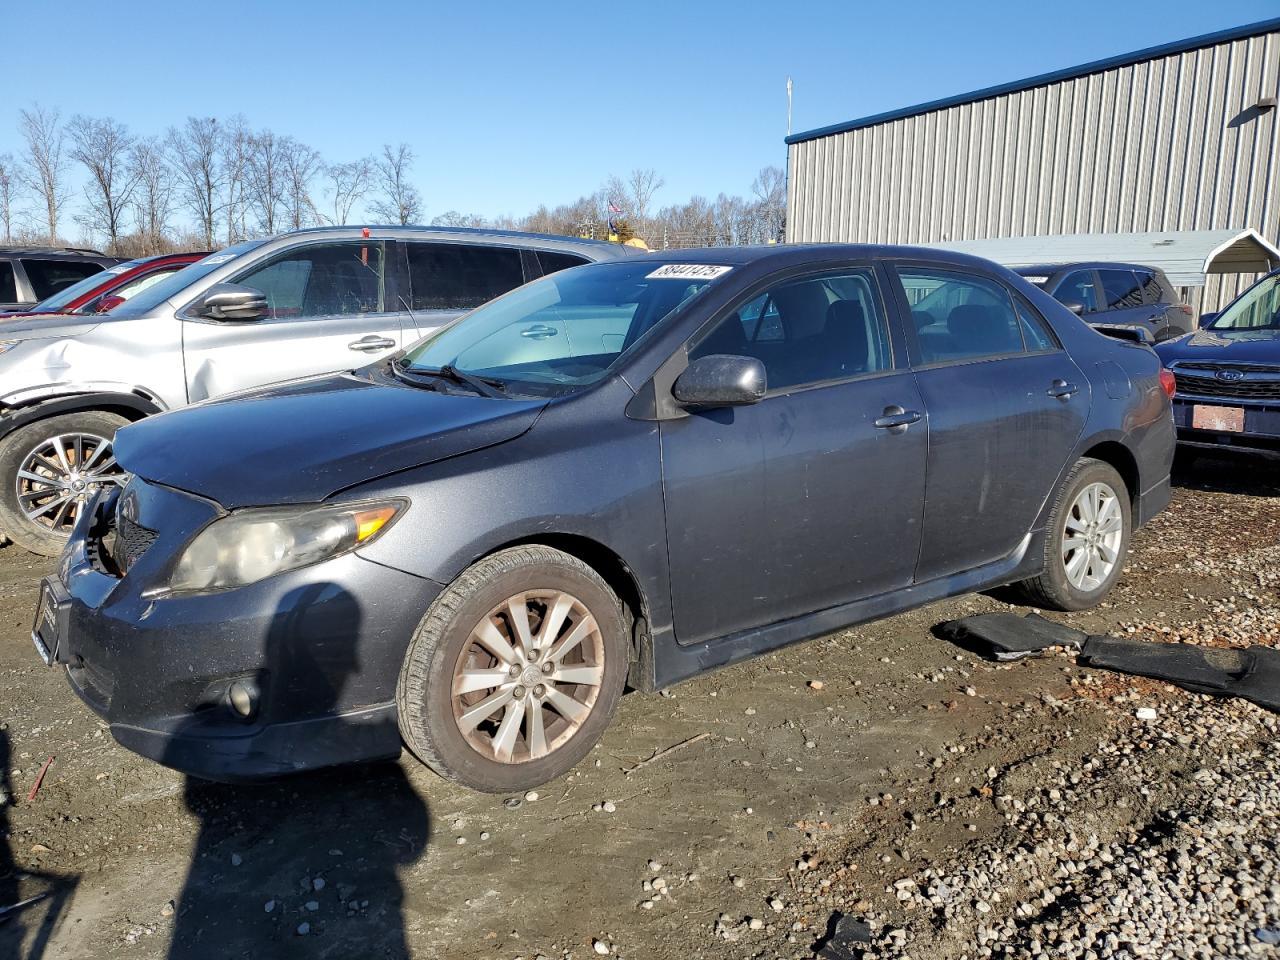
786,17,1280,145
919,229,1280,287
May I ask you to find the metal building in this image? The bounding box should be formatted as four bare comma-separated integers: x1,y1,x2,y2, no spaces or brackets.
785,18,1280,312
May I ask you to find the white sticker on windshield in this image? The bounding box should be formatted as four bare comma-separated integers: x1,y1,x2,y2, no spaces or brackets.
201,253,236,265
645,264,732,281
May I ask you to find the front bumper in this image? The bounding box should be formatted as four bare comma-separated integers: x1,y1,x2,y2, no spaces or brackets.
1171,397,1280,458
41,481,442,781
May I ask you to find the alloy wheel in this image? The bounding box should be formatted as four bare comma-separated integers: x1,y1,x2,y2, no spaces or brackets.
16,432,127,535
451,589,605,764
1061,481,1123,592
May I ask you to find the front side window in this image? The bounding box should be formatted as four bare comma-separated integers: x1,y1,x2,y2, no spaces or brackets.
1100,269,1144,310
236,242,385,320
399,260,722,395
1055,270,1099,313
1208,274,1280,332
689,269,891,391
898,268,1025,363
0,262,19,302
406,242,525,311
21,259,104,300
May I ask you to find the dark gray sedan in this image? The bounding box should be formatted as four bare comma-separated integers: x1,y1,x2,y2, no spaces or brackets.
35,244,1175,792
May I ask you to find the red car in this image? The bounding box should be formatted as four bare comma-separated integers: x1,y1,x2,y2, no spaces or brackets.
2,252,208,317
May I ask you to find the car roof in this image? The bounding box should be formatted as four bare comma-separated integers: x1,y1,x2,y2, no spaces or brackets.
1013,262,1162,275
621,242,1017,272
0,246,118,261
267,224,628,255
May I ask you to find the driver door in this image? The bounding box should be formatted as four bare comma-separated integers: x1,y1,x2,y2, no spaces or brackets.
180,240,407,402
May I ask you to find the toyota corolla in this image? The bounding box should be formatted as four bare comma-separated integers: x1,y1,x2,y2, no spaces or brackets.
32,245,1175,792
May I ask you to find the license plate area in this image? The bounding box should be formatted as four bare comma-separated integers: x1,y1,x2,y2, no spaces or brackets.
1192,404,1244,433
32,576,72,666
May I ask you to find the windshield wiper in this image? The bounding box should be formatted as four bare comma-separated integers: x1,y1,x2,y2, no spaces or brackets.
392,358,507,398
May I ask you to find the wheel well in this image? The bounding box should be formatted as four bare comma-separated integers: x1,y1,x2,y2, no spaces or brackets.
1082,441,1140,508
488,534,649,662
0,394,157,443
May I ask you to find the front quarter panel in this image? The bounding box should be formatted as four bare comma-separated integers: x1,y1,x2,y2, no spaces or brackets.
350,378,673,641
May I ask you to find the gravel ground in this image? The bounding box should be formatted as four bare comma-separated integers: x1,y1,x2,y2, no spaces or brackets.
1,456,1278,960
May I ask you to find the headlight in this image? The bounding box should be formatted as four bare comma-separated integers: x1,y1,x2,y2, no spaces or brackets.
162,499,406,595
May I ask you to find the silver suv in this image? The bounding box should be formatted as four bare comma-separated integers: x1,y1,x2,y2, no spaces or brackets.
0,226,627,554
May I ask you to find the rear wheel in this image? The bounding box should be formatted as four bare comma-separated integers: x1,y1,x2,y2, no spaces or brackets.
0,411,129,556
1013,458,1131,611
396,546,628,793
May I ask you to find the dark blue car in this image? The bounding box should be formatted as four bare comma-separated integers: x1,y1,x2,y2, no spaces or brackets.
32,245,1175,792
1156,269,1280,459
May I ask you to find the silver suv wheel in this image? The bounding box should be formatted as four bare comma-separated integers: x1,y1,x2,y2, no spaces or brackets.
17,432,126,535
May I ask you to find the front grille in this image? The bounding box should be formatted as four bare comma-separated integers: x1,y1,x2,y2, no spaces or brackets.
1173,363,1280,401
112,514,158,574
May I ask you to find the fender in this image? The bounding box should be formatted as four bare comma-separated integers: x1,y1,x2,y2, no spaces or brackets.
0,390,166,443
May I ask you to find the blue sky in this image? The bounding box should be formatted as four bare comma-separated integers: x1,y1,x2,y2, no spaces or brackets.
2,0,1275,228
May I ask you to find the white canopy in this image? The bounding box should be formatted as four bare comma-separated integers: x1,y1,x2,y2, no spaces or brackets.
923,229,1280,287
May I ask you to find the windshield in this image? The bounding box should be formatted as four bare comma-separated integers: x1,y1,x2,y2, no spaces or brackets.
31,260,137,313
107,241,266,318
1207,273,1280,333
398,260,726,395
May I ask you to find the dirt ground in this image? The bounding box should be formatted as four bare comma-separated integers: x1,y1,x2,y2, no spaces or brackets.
2,457,1278,960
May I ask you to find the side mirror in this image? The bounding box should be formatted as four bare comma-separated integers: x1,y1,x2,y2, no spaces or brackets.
672,354,767,408
1061,300,1086,316
93,294,125,314
191,282,270,322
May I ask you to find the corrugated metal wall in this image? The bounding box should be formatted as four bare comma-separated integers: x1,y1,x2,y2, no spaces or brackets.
787,28,1280,313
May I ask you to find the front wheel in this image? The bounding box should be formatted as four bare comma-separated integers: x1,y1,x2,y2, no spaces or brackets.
0,411,129,556
1013,458,1131,611
396,545,628,793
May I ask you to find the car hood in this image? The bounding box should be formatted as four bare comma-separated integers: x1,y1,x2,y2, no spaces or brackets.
114,372,547,509
0,311,101,339
1156,327,1280,365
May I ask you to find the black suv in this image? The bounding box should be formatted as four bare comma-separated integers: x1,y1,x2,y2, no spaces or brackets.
1015,262,1194,342
0,247,124,313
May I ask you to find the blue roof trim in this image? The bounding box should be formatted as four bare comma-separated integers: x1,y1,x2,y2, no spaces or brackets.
785,17,1280,145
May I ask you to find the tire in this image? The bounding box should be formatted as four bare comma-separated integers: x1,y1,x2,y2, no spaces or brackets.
396,545,628,793
1012,457,1131,612
0,411,129,557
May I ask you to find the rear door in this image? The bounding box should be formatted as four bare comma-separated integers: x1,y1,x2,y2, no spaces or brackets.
180,240,406,402
890,263,1088,582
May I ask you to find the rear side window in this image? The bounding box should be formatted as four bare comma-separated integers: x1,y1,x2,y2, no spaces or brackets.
22,258,104,300
1100,269,1144,310
0,262,15,302
1136,270,1166,305
406,242,524,311
690,268,892,391
536,250,589,276
898,268,1025,363
1013,296,1059,352
1054,270,1099,313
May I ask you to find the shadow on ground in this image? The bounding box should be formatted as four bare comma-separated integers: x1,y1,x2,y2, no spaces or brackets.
1172,451,1280,497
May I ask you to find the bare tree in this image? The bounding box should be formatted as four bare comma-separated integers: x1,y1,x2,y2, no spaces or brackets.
751,165,786,241
280,137,322,230
221,116,252,243
166,117,222,248
0,154,17,242
67,115,139,250
18,104,69,243
370,143,422,225
244,128,286,235
627,168,665,226
431,210,487,228
323,158,371,225
130,136,175,253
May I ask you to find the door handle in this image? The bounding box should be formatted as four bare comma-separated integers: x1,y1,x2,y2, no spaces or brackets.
520,324,559,340
874,405,922,434
348,335,397,352
1048,379,1079,400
